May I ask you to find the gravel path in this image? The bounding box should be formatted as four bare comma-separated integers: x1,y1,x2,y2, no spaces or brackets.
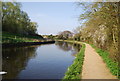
81,43,116,79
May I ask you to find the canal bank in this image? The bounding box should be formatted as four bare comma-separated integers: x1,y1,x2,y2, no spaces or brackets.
2,32,55,47
2,41,55,47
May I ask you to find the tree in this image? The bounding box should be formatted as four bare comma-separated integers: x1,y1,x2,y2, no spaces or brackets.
76,2,119,62
58,31,73,40
2,2,38,35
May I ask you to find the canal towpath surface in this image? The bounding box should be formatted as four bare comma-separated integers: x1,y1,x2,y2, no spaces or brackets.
81,43,116,79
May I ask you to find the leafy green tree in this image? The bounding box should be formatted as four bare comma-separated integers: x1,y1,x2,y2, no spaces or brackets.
2,2,38,36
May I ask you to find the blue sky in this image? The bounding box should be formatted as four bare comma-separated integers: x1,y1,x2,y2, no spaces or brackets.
21,2,84,35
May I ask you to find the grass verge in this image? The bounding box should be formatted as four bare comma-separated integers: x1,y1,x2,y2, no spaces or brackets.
90,44,119,78
2,32,44,44
62,43,85,80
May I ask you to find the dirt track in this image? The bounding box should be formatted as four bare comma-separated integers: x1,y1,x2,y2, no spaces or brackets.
81,43,116,79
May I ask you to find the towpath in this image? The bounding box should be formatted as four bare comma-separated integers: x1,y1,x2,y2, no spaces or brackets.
81,43,116,79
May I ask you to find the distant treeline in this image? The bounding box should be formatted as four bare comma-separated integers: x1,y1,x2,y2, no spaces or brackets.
74,2,119,62
2,2,38,35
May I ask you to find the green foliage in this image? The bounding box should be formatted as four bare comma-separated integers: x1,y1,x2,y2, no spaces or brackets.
57,31,73,40
90,44,119,77
2,2,38,35
73,33,81,41
47,34,54,39
63,44,85,79
2,32,43,43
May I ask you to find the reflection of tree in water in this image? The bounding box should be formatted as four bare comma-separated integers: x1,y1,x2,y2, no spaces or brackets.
71,43,81,56
55,42,72,51
2,46,38,79
73,43,81,52
55,42,81,56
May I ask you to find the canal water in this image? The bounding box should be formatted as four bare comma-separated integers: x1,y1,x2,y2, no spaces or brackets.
2,41,81,79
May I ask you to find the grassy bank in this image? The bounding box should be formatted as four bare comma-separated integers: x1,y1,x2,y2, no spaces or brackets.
61,40,85,79
90,44,119,78
2,32,44,44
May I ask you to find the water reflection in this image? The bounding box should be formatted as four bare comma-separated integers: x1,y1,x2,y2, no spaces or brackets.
55,41,81,56
2,46,38,79
2,42,81,79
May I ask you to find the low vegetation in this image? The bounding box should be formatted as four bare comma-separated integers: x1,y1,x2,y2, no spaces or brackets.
63,43,85,79
2,32,44,44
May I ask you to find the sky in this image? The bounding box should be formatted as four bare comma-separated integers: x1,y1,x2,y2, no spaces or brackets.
21,2,84,35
